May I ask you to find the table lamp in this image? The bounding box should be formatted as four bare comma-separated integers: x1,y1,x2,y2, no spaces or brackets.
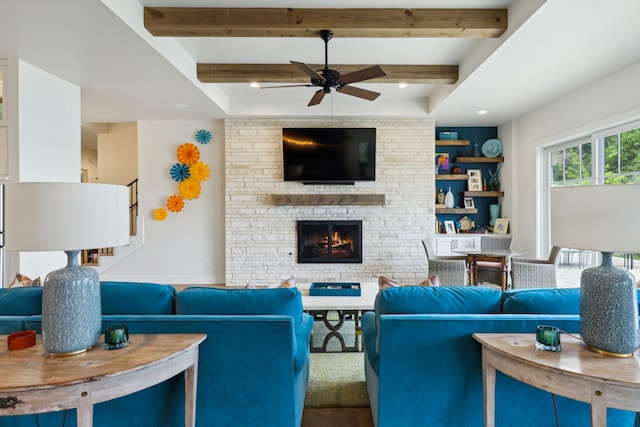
4,182,129,355
550,184,640,357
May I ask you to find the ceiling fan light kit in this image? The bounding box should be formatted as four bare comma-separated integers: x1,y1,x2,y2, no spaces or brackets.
267,29,387,106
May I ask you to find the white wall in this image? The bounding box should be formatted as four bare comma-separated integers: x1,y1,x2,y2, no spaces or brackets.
5,59,81,280
503,59,640,257
97,122,137,185
101,120,226,285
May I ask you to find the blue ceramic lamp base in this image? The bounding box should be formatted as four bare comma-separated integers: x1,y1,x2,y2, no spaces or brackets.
42,250,102,356
580,252,639,357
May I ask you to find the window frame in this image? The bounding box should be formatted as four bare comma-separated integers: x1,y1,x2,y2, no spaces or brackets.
542,119,640,258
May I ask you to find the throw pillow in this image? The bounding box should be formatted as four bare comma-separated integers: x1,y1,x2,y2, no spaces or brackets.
378,275,399,290
380,275,440,289
8,273,41,287
279,276,296,288
418,275,441,287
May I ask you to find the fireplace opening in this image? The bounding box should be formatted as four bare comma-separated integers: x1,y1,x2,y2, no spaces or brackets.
297,220,362,264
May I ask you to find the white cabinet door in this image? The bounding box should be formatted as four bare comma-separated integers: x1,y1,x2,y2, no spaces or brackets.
434,235,479,256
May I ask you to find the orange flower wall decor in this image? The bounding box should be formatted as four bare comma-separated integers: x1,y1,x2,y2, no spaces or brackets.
177,143,200,165
166,195,185,212
178,178,201,200
153,208,168,221
189,161,211,182
154,130,212,221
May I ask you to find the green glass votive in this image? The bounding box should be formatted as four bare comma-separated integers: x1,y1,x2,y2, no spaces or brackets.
104,324,129,350
536,325,561,352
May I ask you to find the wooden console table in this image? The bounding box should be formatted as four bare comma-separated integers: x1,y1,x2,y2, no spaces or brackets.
0,333,206,426
473,333,640,426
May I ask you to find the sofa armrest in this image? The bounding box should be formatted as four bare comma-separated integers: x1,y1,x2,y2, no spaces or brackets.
362,311,379,374
293,313,313,375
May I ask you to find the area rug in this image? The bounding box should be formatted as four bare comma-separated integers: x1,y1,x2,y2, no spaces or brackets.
304,352,370,408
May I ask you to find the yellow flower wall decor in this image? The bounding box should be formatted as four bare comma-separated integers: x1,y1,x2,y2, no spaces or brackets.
166,194,185,212
153,208,168,221
189,161,211,182
179,178,201,200
177,143,200,165
153,130,212,221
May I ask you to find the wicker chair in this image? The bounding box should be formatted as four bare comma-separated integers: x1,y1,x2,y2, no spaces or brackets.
476,235,513,286
421,239,468,286
510,246,561,289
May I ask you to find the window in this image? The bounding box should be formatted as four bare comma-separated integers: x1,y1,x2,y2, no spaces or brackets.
544,119,640,274
549,139,591,186
602,127,640,184
549,120,640,187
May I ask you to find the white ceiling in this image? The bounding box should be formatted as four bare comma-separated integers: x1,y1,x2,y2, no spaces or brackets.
1,0,639,146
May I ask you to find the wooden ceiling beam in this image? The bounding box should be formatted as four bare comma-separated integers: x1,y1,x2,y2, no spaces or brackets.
197,64,458,84
145,8,507,38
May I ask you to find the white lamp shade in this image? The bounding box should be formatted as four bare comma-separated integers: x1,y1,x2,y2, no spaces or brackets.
4,182,130,251
550,184,640,253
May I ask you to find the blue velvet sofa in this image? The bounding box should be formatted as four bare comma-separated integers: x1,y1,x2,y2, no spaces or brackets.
0,282,313,427
363,286,637,427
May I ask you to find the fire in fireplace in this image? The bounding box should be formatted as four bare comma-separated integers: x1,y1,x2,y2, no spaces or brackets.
297,220,362,263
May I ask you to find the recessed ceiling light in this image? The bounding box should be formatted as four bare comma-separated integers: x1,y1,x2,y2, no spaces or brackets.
470,105,488,115
170,103,189,109
249,82,260,88
398,82,407,89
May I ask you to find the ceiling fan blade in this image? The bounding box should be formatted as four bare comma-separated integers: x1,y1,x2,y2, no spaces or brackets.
308,89,326,106
337,85,381,101
290,61,325,82
339,66,387,85
260,84,314,89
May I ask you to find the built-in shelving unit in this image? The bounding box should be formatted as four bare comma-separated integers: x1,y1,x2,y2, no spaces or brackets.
434,127,503,234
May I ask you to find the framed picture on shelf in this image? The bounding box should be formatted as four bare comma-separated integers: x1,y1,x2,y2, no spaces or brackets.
463,197,475,209
444,220,456,234
467,169,483,191
493,218,509,234
435,153,450,172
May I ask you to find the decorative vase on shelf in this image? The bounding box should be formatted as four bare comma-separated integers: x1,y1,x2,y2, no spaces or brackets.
436,189,445,205
488,166,500,191
489,204,500,227
444,187,455,209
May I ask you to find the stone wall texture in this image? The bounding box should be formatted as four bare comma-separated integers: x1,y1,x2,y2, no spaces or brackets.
224,117,435,286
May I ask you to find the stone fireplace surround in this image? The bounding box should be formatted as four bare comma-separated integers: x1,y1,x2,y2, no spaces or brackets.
224,117,435,286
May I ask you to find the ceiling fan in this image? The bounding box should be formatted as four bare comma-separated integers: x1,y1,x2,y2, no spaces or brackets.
263,29,387,106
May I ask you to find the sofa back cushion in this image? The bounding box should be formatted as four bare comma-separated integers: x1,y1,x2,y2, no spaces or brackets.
100,281,176,315
502,288,581,314
375,286,502,315
0,287,43,315
176,287,303,326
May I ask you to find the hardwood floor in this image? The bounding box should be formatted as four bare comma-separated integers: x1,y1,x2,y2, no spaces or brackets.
302,408,373,427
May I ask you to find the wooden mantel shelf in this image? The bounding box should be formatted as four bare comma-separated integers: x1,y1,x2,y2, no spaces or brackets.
271,194,385,206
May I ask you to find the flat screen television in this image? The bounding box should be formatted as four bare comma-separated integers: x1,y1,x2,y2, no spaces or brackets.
282,127,376,184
